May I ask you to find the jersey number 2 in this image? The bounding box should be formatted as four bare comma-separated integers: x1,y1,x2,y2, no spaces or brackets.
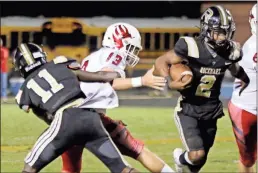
27,69,64,103
195,75,216,98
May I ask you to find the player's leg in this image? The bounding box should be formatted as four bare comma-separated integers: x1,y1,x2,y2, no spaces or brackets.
173,109,209,173
61,145,84,173
136,147,175,172
85,112,140,173
193,118,218,172
228,101,257,173
22,109,76,173
100,114,174,172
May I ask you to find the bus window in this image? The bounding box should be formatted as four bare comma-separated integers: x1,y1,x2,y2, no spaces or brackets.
33,32,44,45
144,33,150,50
154,33,160,50
41,21,87,50
164,33,170,50
89,36,97,52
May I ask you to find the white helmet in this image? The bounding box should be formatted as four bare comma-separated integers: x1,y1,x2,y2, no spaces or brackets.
249,4,257,35
102,23,142,67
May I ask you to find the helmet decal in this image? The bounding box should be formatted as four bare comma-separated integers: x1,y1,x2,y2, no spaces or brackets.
19,44,35,65
112,25,132,49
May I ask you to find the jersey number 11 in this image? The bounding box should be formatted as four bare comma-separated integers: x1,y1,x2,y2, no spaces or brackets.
27,69,64,103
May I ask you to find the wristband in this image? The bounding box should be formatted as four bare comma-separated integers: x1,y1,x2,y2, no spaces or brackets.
131,77,142,87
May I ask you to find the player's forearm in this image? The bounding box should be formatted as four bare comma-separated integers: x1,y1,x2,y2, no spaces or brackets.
112,77,142,90
229,63,250,84
154,50,183,77
74,70,120,83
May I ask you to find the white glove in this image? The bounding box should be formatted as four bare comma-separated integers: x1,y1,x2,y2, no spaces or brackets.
229,41,242,61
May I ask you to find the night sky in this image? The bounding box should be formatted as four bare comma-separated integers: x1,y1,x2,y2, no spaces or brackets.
1,1,202,18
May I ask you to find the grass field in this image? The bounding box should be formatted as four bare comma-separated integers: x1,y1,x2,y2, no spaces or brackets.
1,104,239,172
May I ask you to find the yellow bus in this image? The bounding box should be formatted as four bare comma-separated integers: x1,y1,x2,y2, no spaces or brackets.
1,16,199,75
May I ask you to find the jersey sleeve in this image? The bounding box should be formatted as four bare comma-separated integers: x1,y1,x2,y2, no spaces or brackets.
174,37,199,59
52,56,81,70
15,83,32,111
174,38,188,58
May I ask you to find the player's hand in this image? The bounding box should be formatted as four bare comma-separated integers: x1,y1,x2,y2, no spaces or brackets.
168,74,192,90
238,80,249,96
229,41,242,61
21,105,30,113
142,66,166,90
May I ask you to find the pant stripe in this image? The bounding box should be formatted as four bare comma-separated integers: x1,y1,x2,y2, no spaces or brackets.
174,110,190,151
25,111,63,166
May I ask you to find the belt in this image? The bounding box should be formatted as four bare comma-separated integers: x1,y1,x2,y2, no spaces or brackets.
55,98,85,115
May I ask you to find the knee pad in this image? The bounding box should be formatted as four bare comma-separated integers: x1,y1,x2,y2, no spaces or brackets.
98,140,128,173
187,136,204,152
112,124,144,159
100,115,144,159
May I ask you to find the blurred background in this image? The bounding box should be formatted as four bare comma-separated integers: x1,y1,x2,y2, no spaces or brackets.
0,1,255,106
1,2,256,172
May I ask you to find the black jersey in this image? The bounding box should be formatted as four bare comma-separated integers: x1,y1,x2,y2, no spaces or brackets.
174,36,241,105
15,56,85,115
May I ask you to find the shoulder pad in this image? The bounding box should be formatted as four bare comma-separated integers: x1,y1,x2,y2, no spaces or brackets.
67,62,81,70
181,37,199,58
53,56,76,64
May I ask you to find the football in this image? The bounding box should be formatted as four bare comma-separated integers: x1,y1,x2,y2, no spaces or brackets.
170,63,193,83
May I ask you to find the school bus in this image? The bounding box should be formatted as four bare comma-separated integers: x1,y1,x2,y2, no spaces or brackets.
1,16,199,75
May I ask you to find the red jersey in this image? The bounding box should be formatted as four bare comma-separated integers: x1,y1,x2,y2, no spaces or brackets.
0,47,9,73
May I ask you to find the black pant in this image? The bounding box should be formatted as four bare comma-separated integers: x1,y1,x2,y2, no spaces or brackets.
25,108,128,172
174,110,218,151
173,97,223,152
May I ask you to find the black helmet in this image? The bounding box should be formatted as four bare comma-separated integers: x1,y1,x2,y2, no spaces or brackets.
200,5,236,48
13,43,47,78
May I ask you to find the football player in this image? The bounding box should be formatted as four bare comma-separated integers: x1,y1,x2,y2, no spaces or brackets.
154,6,250,173
61,23,175,173
13,43,140,173
228,4,257,173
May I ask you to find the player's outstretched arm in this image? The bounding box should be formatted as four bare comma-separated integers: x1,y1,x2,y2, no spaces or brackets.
74,70,120,83
68,62,121,83
111,66,166,91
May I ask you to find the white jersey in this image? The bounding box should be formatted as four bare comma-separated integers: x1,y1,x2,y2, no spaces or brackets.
231,34,257,115
78,47,127,111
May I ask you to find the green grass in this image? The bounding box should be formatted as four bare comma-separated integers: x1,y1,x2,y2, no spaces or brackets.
1,104,238,172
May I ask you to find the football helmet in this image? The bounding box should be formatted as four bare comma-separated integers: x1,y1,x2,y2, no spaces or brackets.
13,43,47,78
200,5,235,48
249,4,257,35
102,23,142,67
